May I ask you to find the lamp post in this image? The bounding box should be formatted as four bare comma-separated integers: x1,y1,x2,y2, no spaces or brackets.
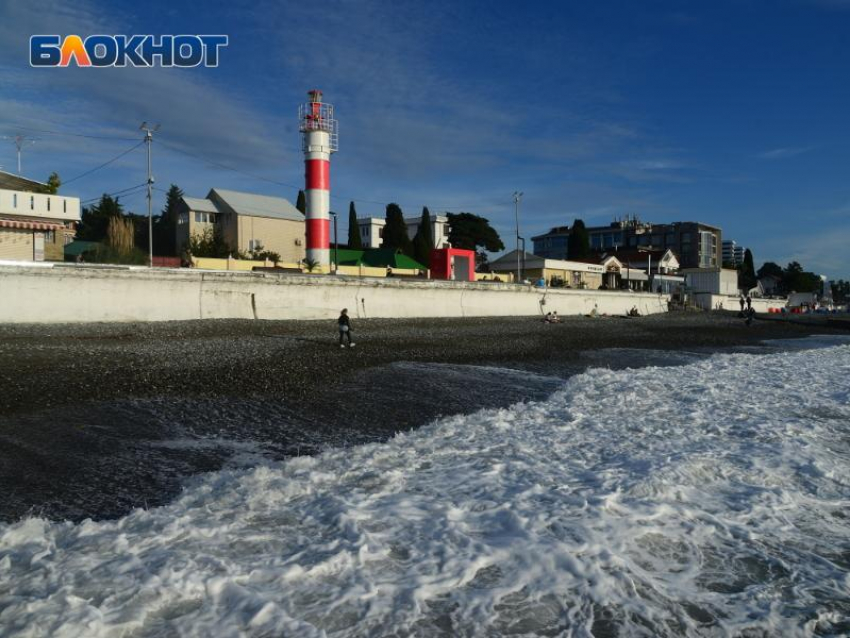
518,236,526,283
513,191,523,284
329,211,339,274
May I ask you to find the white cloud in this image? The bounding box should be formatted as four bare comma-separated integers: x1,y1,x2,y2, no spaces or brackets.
756,146,814,160
0,0,290,173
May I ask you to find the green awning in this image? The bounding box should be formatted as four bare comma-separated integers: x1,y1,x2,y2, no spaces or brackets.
64,240,101,256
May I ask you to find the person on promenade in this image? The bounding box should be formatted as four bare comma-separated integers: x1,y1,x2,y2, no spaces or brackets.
338,308,355,348
739,296,745,313
746,295,752,312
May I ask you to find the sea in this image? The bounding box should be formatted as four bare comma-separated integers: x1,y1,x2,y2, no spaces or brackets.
1,337,849,637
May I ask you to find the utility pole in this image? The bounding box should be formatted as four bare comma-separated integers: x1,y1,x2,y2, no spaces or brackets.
2,135,38,174
513,191,523,284
140,122,160,267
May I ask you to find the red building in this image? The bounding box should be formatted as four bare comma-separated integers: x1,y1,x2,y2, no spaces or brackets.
430,248,476,282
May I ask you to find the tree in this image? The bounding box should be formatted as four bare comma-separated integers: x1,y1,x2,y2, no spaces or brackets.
412,206,433,267
567,219,590,260
154,184,183,256
832,280,849,304
784,261,820,292
76,194,124,242
757,261,784,280
46,172,61,194
347,201,363,250
739,248,757,291
185,227,231,258
382,203,413,256
296,190,306,215
445,212,504,268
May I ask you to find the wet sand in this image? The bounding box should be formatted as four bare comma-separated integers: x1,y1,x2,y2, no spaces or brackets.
0,311,846,522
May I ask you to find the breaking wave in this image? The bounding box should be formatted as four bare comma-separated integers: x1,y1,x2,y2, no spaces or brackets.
1,344,849,636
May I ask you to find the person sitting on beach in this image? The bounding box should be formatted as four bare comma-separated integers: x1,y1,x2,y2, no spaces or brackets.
338,308,355,348
550,311,561,323
544,312,553,323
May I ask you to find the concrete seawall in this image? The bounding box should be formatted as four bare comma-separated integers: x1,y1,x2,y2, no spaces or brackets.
0,263,669,323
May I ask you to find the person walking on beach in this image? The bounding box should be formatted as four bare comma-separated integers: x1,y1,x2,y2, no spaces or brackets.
746,295,752,312
739,296,745,313
338,308,355,348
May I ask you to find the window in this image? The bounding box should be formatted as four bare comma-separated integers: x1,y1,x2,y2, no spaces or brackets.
45,230,55,242
249,239,260,251
47,198,51,212
63,200,67,213
13,194,17,208
30,196,35,210
379,228,384,238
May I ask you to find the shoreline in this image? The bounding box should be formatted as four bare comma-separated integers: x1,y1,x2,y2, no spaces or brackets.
0,311,847,522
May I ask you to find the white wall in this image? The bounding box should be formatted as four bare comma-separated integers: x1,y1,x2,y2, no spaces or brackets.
693,293,787,312
685,269,739,296
0,264,669,324
0,189,80,222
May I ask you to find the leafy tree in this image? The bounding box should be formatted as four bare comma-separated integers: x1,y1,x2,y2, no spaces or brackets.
296,190,306,214
739,248,757,291
46,172,61,194
567,219,590,260
382,203,413,256
76,194,124,242
154,184,183,256
347,201,363,250
784,261,820,292
412,206,434,267
185,227,231,258
832,280,849,304
757,261,784,280
445,212,504,269
245,241,280,263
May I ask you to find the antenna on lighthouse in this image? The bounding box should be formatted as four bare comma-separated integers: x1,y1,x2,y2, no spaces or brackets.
299,89,339,272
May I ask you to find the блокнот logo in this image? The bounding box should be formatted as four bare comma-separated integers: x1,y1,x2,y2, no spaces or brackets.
30,35,228,67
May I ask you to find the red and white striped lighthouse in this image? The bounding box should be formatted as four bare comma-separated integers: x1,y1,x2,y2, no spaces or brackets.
299,89,338,270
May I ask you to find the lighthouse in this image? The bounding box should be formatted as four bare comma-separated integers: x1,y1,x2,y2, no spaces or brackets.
299,89,338,270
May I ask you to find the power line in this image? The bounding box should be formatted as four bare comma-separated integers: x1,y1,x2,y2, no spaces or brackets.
156,138,304,191
155,138,487,212
63,141,144,186
81,183,148,205
2,124,137,141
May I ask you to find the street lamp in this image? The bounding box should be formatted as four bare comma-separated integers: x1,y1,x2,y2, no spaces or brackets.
329,211,339,274
513,191,523,284
518,236,526,282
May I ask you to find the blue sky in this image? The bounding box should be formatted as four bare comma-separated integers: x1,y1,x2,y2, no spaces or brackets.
1,0,848,277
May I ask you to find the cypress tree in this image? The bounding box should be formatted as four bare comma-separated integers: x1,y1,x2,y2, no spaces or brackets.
347,201,363,250
412,206,433,267
296,190,306,214
741,248,757,291
155,184,183,256
382,203,413,256
567,219,590,259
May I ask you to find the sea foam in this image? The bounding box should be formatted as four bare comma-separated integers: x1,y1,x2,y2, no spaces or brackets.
1,344,849,637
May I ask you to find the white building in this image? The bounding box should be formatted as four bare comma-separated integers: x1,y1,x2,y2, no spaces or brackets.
683,268,740,296
0,171,80,262
356,214,450,249
722,239,747,267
